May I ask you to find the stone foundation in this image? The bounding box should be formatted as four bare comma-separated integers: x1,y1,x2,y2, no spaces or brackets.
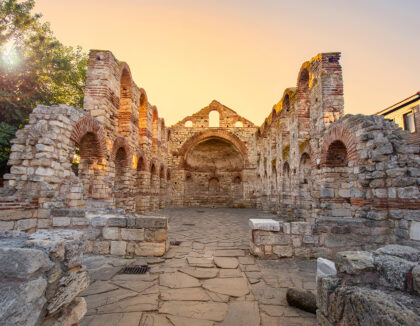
316,245,420,325
249,217,395,259
49,208,169,256
0,229,88,326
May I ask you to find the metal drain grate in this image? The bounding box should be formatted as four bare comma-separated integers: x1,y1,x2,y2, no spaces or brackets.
182,223,195,226
119,265,149,274
170,240,182,246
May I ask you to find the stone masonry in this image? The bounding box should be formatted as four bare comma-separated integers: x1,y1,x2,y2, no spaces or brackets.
0,49,419,255
0,229,88,326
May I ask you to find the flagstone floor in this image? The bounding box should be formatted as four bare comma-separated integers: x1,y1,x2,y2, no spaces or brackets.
80,208,317,326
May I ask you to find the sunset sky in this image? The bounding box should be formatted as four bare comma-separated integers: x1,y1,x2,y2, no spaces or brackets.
35,0,420,126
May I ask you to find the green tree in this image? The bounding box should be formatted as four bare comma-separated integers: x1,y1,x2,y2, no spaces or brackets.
0,0,87,178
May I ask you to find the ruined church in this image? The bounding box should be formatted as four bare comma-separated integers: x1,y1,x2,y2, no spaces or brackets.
0,50,419,326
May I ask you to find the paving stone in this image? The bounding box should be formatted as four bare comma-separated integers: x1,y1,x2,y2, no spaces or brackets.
220,301,261,326
112,273,158,282
203,277,250,297
139,313,172,326
219,268,242,278
251,282,288,305
214,257,239,269
81,281,119,296
187,257,214,268
167,315,213,326
159,272,200,288
84,288,138,310
89,266,121,281
160,288,210,301
159,301,228,321
179,267,218,279
239,256,256,265
206,290,230,303
95,294,159,313
214,249,245,257
111,280,156,293
81,312,142,326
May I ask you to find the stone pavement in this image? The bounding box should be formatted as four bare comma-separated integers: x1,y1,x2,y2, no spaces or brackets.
80,208,317,326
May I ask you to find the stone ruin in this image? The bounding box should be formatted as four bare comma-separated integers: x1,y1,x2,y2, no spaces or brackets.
0,50,419,325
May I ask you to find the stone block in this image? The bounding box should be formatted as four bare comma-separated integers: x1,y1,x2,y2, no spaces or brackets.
102,227,120,240
38,219,51,229
16,218,37,231
249,218,280,231
0,247,53,278
409,221,420,241
26,230,87,268
91,241,110,255
46,266,89,314
272,245,292,257
154,228,168,241
0,221,14,230
316,275,341,317
41,297,87,326
373,254,417,291
335,251,374,275
0,209,32,221
0,277,48,326
107,217,127,227
375,244,420,262
52,217,70,227
110,241,127,256
90,216,107,227
135,215,167,229
121,228,144,241
134,241,166,256
254,233,290,245
291,222,312,235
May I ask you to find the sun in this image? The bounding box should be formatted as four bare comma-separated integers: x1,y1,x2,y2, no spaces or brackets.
1,39,20,68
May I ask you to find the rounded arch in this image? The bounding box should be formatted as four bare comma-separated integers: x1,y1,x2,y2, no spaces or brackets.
159,165,165,178
118,65,132,135
178,130,250,168
138,88,148,143
209,110,220,127
320,126,357,167
136,151,145,171
283,94,290,113
111,137,131,166
150,162,156,175
70,116,107,158
152,106,159,140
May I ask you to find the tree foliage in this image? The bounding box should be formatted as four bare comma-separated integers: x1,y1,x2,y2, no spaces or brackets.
0,0,87,177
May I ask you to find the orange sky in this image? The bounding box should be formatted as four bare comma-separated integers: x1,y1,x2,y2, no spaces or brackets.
35,0,420,126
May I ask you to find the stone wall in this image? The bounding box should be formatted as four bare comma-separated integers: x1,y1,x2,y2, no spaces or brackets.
49,208,168,257
317,245,420,325
167,100,259,207
0,49,419,256
0,229,88,326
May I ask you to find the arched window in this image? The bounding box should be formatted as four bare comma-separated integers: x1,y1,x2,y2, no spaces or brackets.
209,110,220,127
152,109,159,140
185,120,193,127
234,121,244,128
137,156,144,171
118,69,131,135
209,177,219,193
326,141,348,167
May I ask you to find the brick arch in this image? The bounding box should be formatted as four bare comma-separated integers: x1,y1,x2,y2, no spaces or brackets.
136,149,146,171
110,137,131,166
296,64,310,118
138,88,148,142
178,130,250,168
320,125,358,166
70,116,107,157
